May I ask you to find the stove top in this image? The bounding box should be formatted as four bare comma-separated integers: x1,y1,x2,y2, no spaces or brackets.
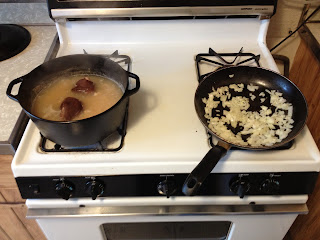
9,0,320,203
12,19,320,178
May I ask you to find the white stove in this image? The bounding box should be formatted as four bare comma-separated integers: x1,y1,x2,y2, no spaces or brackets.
10,1,320,239
13,19,320,176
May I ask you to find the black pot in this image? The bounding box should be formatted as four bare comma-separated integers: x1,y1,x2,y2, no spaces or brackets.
6,54,140,147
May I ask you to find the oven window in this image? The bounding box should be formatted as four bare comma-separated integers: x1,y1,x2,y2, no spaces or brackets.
102,221,232,240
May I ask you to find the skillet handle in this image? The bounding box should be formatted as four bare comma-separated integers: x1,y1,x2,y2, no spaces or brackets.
182,145,229,196
6,77,23,102
123,72,140,97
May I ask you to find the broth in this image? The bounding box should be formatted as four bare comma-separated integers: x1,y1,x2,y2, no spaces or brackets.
31,75,123,121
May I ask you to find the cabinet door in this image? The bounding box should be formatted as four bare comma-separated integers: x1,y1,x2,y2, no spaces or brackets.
0,155,47,240
289,39,320,147
285,39,320,240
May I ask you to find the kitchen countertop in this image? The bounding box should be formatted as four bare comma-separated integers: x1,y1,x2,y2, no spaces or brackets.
0,25,57,154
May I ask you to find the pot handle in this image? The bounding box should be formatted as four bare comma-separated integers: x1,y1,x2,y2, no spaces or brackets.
124,72,140,97
182,143,230,196
6,77,23,102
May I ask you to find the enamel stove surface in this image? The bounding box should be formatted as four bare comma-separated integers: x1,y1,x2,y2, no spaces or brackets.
12,18,320,202
12,2,320,240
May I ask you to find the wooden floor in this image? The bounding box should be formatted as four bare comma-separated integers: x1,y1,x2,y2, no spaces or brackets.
284,39,320,239
0,155,46,240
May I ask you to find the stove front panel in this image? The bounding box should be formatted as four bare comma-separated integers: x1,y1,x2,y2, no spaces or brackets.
16,172,318,199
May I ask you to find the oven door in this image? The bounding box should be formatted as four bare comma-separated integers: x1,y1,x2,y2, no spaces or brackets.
27,204,307,240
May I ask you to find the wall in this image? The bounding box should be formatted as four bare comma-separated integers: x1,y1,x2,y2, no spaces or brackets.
267,0,319,70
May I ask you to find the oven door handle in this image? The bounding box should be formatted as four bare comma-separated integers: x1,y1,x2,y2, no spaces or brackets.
27,204,308,218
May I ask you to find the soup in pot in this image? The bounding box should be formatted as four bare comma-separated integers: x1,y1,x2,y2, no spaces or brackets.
31,75,124,121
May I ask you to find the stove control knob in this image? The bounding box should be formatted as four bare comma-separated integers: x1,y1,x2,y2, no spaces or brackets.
157,180,176,198
229,178,250,199
260,178,280,194
85,180,105,200
55,180,74,200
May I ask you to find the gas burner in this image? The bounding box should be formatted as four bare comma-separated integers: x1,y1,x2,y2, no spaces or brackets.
39,50,131,153
196,47,261,82
196,48,294,151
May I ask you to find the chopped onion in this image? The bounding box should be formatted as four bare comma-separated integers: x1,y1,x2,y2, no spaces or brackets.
229,84,244,92
247,84,259,92
203,83,294,147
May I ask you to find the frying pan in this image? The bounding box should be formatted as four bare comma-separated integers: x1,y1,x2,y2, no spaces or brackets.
182,66,308,196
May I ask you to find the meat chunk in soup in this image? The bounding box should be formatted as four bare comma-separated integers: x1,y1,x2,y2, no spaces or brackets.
32,75,123,121
72,77,95,93
60,97,83,121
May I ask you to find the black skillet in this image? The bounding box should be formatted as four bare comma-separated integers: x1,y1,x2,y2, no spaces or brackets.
182,66,308,196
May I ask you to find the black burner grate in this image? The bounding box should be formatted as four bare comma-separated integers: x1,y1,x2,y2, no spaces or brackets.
196,47,293,151
83,49,131,69
39,50,131,153
196,47,260,82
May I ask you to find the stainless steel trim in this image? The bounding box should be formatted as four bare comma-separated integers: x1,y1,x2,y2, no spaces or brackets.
51,6,274,19
43,33,60,62
0,142,14,155
27,204,308,219
0,104,30,155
